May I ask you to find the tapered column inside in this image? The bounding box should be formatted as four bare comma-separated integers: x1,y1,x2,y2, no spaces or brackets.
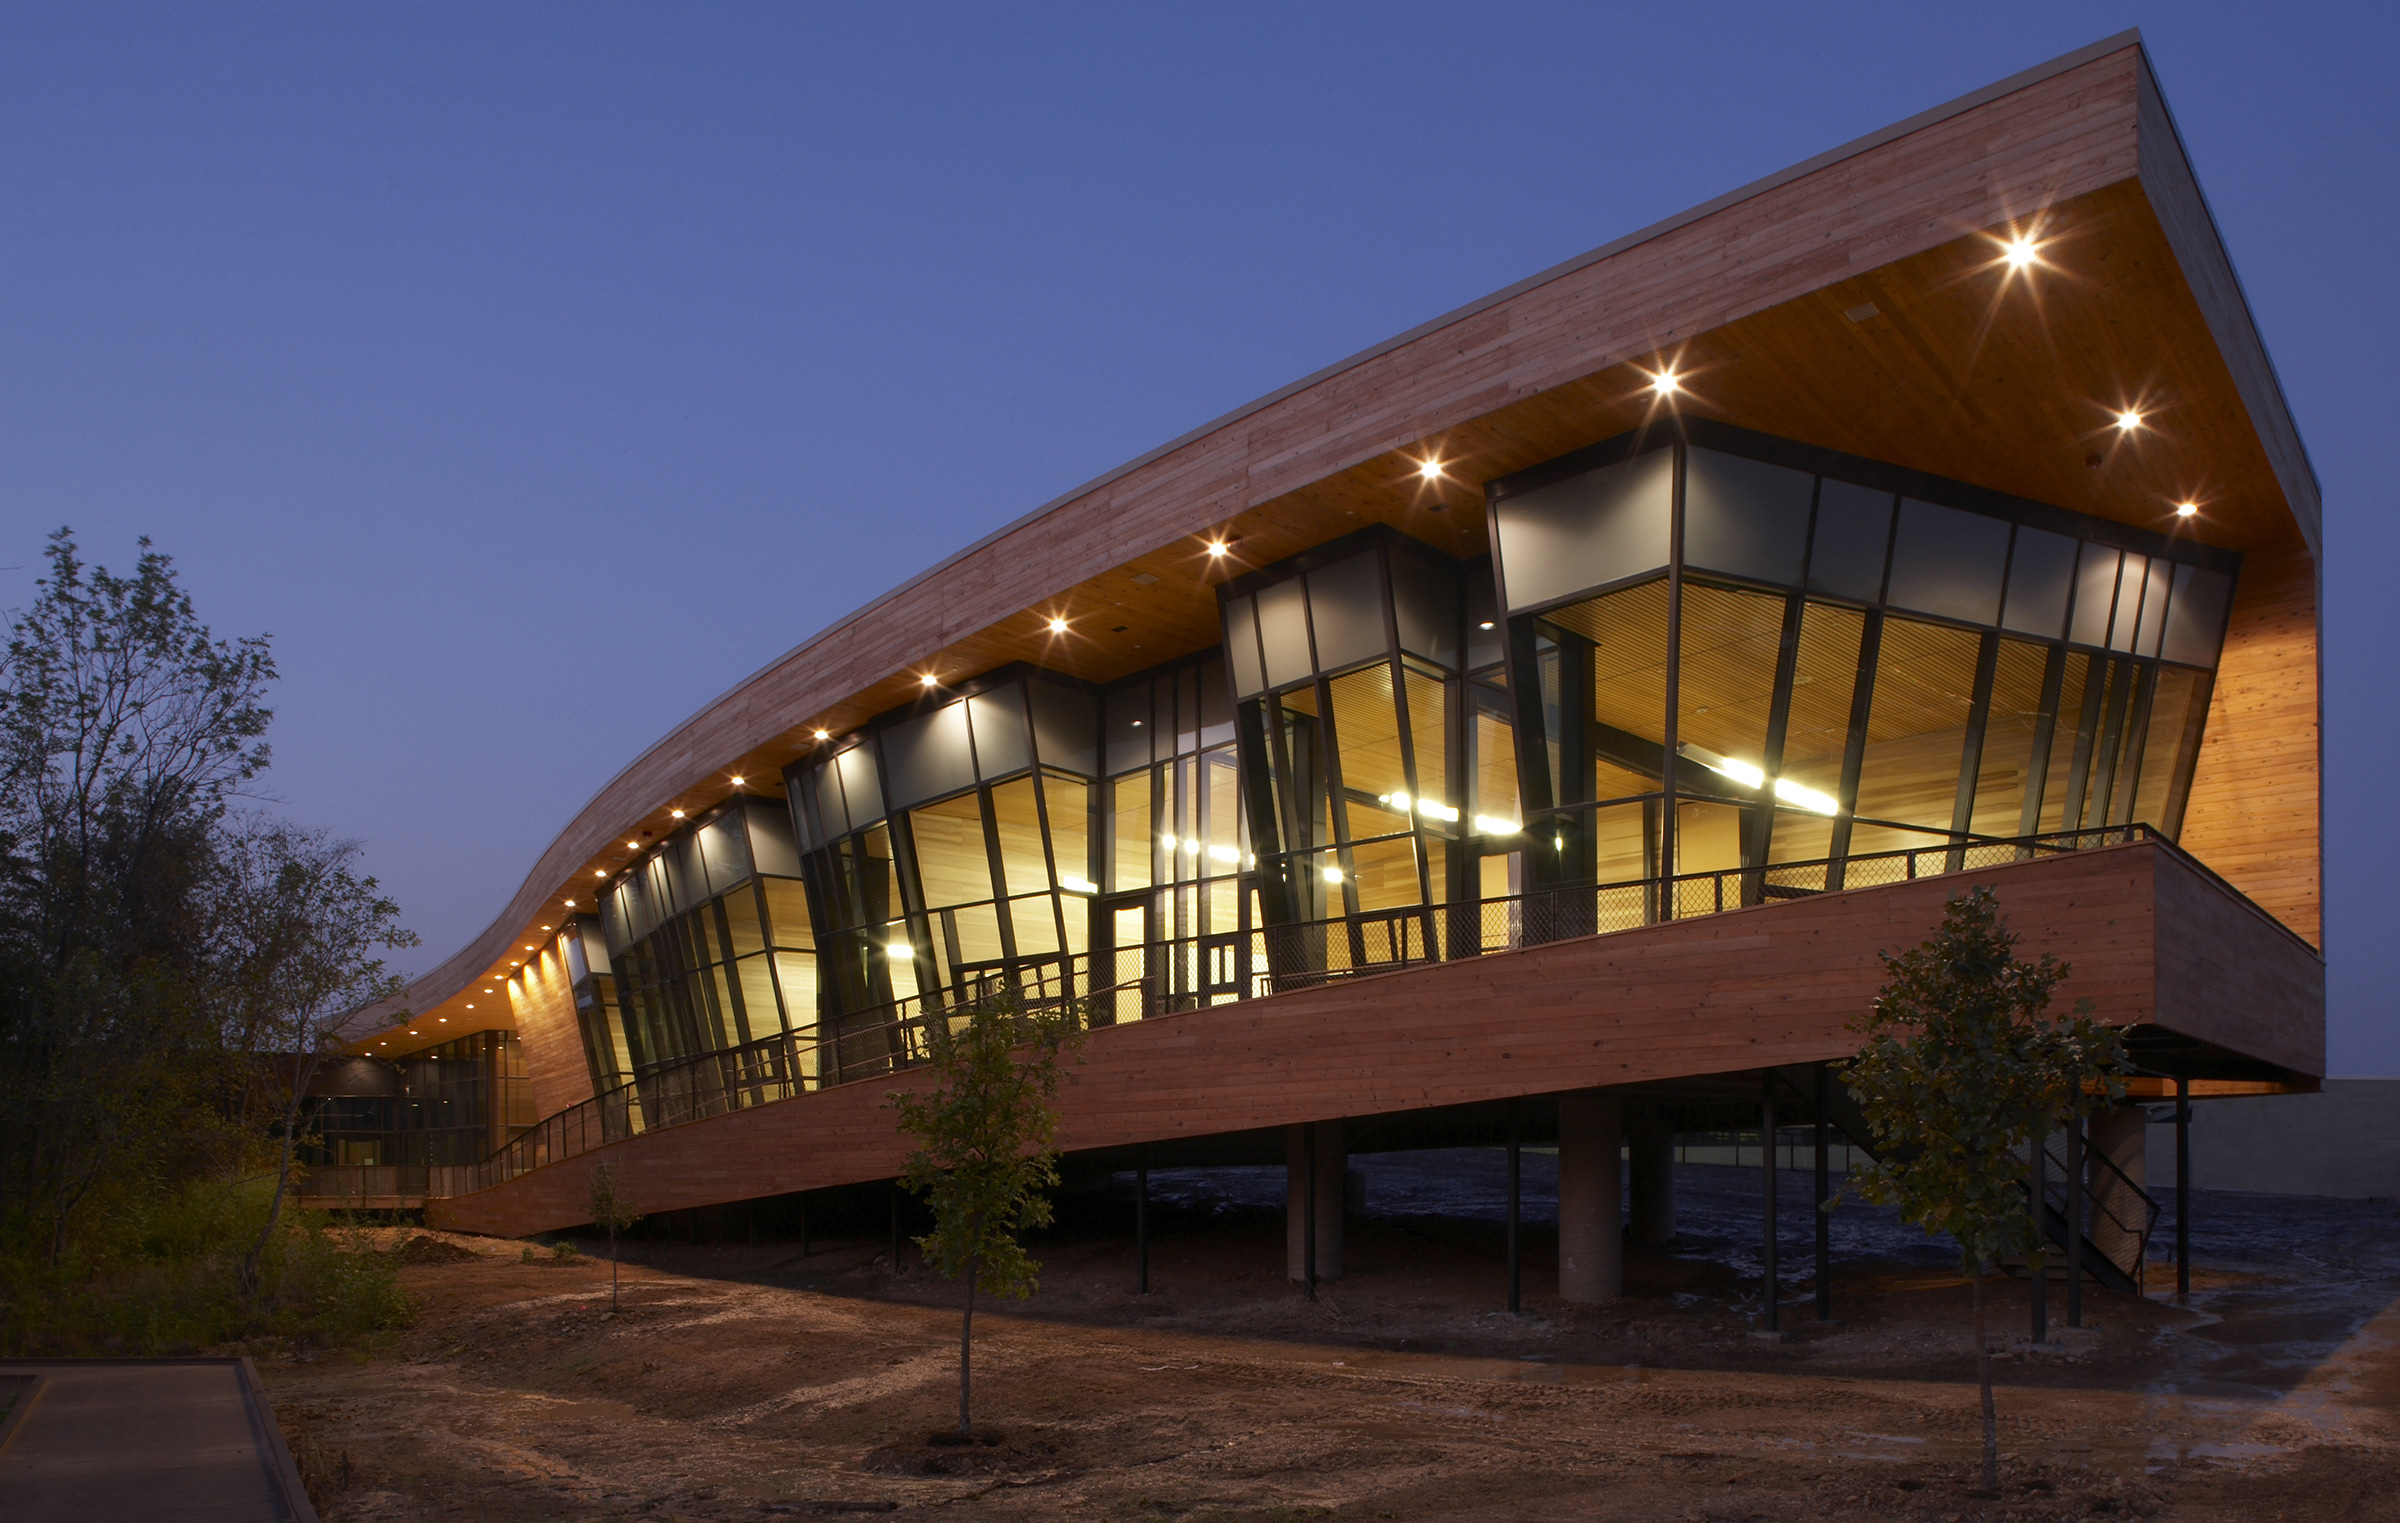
1285,1121,1346,1282
1558,1094,1624,1302
1628,1120,1676,1246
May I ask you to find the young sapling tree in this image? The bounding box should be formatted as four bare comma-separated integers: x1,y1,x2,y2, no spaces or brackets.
1843,885,2124,1493
587,1158,641,1312
886,987,1085,1439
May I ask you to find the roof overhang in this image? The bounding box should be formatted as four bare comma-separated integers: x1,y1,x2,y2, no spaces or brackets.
358,32,2317,1056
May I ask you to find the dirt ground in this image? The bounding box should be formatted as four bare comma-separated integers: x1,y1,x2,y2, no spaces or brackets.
261,1170,2400,1522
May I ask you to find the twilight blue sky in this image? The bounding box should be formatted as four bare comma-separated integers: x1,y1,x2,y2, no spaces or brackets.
2,6,2392,1066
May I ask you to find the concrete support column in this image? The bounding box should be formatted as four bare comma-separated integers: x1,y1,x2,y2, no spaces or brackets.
1558,1094,1624,1302
1628,1120,1676,1247
2087,1103,2149,1278
1285,1122,1345,1283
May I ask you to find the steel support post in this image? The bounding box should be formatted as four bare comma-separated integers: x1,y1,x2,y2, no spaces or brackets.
1761,1077,1779,1333
2066,1118,2084,1328
1813,1064,1832,1321
1507,1100,1523,1315
2031,1124,2048,1344
2176,1076,2192,1300
1302,1122,1318,1300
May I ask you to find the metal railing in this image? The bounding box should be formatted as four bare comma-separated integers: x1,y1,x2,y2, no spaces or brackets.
2034,1129,2160,1292
429,823,2158,1200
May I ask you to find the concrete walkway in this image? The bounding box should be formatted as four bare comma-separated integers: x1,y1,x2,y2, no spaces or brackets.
0,1358,315,1522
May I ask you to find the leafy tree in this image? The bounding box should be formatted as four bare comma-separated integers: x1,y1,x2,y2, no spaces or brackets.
886,988,1084,1437
587,1158,641,1312
215,819,417,1301
1843,885,2124,1493
0,529,274,1261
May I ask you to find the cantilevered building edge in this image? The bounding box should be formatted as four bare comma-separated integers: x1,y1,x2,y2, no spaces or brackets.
313,35,2321,1280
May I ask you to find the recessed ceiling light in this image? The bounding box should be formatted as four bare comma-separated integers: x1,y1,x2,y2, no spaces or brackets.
1649,368,1681,398
2175,501,2199,518
627,841,638,849
1479,621,1496,631
730,775,744,786
1417,458,1443,481
2114,409,2143,432
593,869,606,878
1204,540,1229,557
812,729,830,741
564,899,575,907
2003,235,2040,271
540,925,550,931
670,808,685,818
1047,616,1069,634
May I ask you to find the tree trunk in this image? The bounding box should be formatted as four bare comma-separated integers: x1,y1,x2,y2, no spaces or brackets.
960,1243,980,1437
1973,1261,1998,1491
244,1076,310,1306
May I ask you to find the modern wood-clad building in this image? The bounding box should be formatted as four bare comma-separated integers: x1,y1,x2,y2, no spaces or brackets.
317,34,2321,1300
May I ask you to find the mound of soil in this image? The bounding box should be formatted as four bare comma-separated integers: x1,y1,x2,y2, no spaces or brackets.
391,1233,480,1265
861,1425,1078,1478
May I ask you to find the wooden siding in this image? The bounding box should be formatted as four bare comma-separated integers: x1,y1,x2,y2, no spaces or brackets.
2179,543,2321,947
431,840,2318,1238
506,939,594,1119
372,40,2320,1093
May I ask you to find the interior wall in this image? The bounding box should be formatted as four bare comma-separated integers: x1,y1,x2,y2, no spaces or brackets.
2178,540,2321,947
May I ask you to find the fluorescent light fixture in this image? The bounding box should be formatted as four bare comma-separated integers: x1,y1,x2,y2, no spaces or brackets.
885,940,913,962
1059,875,1099,895
1473,815,1522,835
1380,790,1411,813
1773,779,1841,816
1159,832,1178,850
1207,844,1242,865
1321,865,1345,884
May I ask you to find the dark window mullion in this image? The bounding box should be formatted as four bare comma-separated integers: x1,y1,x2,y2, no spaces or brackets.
2017,644,2070,841
1825,610,1883,889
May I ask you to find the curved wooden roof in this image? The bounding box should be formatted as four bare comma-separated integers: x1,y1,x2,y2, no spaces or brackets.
357,31,2319,1052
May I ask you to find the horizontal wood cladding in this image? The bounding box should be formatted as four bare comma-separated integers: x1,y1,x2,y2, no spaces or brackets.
2178,543,2320,948
2151,847,2323,1078
391,48,2169,1039
433,842,2318,1239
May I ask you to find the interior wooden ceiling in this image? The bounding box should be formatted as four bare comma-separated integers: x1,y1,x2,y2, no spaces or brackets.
357,172,2304,1060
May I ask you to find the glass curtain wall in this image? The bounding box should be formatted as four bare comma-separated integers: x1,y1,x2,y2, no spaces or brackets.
1486,424,2235,920
1224,535,1497,974
305,1031,533,1169
595,796,816,1093
787,673,1101,1068
1094,653,1256,1022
